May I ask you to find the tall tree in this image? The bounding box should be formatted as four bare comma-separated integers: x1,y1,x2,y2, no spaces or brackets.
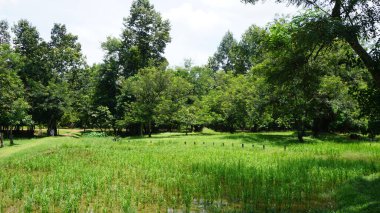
208,31,238,72
0,44,30,145
121,67,171,137
119,0,171,77
93,37,122,132
48,23,88,130
0,20,11,45
49,23,85,81
12,20,51,84
235,25,267,73
241,0,380,89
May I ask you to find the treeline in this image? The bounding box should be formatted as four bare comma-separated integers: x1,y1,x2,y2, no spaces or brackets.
0,0,379,143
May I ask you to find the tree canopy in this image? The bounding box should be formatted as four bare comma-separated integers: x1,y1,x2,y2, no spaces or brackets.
242,0,380,89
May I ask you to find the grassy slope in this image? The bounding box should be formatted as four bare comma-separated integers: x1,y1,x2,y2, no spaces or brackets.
0,130,379,212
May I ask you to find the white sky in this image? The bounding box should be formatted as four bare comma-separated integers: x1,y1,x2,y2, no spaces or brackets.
0,0,299,66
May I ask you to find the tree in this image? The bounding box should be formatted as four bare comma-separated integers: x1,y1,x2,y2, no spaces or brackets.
12,20,51,135
201,72,252,133
0,20,11,45
12,20,51,84
0,44,29,145
93,38,122,132
121,67,170,137
241,0,380,89
49,23,85,82
235,25,267,73
90,106,114,132
155,73,193,130
12,20,86,136
119,0,171,77
355,86,380,139
46,23,87,135
249,16,370,141
208,31,238,72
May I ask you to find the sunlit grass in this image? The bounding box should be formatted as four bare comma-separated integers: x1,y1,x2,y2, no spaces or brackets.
0,130,378,212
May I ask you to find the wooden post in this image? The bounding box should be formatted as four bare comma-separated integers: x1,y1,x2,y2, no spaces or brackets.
242,144,244,148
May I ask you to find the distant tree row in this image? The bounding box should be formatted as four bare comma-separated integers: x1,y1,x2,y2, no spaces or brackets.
0,0,379,144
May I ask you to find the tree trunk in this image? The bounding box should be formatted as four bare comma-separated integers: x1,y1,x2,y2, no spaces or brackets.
140,123,143,137
0,132,3,148
296,119,305,143
297,130,304,142
148,120,152,138
297,122,305,143
9,128,14,146
47,119,58,136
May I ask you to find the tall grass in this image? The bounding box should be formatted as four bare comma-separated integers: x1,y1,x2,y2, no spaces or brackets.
0,132,378,212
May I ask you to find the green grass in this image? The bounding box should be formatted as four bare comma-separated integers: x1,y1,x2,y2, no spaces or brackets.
0,130,379,212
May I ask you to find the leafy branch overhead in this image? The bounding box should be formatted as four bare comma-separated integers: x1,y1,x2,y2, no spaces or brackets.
242,0,380,88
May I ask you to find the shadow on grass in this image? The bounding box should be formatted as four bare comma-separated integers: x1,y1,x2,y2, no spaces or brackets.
335,173,380,213
124,132,216,140
221,132,377,146
316,133,377,144
220,133,301,146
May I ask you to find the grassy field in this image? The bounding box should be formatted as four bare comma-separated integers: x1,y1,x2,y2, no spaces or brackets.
0,130,379,212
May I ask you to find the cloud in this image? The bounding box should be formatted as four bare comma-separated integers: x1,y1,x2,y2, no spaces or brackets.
0,0,18,8
202,0,236,8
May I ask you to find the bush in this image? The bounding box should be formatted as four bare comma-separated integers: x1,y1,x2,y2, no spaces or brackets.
81,131,108,137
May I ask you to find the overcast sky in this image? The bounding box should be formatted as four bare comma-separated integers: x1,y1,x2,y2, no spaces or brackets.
0,0,299,66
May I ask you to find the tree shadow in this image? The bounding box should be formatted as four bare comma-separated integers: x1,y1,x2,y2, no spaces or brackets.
220,132,378,146
335,173,380,213
220,133,303,146
316,133,377,144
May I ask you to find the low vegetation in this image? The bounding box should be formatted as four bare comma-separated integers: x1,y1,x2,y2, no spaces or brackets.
0,130,378,212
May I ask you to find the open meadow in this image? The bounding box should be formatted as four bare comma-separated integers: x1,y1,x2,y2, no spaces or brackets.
0,130,379,212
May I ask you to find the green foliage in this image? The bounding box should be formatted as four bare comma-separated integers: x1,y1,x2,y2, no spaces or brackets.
0,44,30,127
208,31,238,72
119,0,171,77
0,20,11,45
81,131,108,138
90,106,114,132
242,0,380,89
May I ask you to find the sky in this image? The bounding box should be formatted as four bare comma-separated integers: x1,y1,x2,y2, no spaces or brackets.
0,0,299,67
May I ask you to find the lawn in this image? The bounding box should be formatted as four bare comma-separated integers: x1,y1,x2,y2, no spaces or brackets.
0,130,379,212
